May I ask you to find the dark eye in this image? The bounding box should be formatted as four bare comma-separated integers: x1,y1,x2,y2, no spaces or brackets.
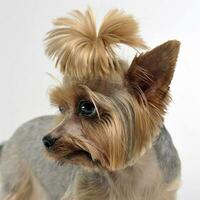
77,100,97,118
59,106,65,114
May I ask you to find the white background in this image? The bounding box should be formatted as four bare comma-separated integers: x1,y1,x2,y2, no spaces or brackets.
0,0,199,199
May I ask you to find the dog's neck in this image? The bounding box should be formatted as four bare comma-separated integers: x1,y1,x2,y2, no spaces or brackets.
106,149,162,200
65,148,165,200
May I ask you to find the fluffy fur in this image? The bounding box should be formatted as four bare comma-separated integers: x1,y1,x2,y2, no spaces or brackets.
0,8,181,200
47,40,180,171
45,9,147,79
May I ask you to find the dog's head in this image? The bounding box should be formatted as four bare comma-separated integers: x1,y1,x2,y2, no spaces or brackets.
43,9,180,171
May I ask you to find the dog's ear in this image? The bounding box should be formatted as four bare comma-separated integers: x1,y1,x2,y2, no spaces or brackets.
125,40,180,107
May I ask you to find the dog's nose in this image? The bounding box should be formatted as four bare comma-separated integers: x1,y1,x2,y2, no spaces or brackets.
42,135,57,149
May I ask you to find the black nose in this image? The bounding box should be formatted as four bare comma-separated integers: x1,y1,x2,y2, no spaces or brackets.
42,135,57,149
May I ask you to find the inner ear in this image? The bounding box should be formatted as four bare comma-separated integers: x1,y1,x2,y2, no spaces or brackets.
126,40,180,101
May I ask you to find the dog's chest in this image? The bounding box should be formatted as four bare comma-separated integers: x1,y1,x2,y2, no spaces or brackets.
73,150,167,200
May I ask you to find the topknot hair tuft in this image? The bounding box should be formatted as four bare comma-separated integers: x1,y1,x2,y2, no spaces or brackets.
45,8,146,79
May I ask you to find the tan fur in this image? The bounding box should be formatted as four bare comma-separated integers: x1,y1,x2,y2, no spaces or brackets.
3,168,48,200
45,8,147,79
42,8,180,200
47,40,180,171
44,37,180,199
2,168,33,200
61,149,180,200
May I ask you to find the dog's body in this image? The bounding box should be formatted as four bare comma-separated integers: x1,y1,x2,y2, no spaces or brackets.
0,9,181,200
0,116,180,200
0,116,70,200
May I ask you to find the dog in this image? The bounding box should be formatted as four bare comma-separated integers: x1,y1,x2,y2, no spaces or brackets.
0,9,181,200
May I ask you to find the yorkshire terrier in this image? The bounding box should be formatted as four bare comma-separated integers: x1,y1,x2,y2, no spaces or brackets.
0,9,181,200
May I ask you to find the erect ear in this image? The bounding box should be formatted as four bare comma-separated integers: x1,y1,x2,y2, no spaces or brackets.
125,40,180,106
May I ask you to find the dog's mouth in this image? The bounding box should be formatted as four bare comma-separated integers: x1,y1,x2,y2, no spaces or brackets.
62,149,101,168
47,146,101,168
65,149,93,161
43,136,103,168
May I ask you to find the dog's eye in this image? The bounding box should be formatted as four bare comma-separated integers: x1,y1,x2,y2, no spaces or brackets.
59,106,65,114
77,100,97,118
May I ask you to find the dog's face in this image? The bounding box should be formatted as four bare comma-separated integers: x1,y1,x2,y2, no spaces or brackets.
43,40,180,171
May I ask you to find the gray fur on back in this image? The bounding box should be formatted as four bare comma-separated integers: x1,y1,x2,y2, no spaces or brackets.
0,116,79,200
153,126,181,183
0,143,4,157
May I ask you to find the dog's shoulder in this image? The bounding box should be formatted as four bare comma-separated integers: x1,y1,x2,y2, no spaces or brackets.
153,126,181,183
